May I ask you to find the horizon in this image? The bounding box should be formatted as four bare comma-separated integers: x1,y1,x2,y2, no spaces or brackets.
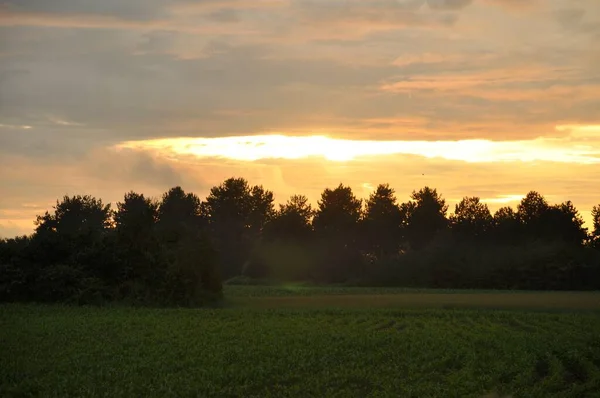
1,0,599,237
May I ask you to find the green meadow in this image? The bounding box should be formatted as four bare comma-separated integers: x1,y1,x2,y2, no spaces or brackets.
2,287,600,397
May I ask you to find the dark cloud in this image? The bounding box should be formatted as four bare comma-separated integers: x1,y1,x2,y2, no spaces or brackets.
85,148,185,188
426,0,473,11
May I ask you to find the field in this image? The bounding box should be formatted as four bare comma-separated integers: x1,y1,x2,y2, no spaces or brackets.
2,287,600,397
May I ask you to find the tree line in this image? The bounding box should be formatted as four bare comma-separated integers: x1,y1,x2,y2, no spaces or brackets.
2,177,600,305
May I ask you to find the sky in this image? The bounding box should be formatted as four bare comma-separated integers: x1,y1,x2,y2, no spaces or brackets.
1,0,600,237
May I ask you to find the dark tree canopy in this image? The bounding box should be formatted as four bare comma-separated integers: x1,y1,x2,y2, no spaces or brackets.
592,205,600,238
35,195,112,239
544,201,588,245
313,184,363,282
203,178,275,232
114,192,158,237
516,192,587,245
264,195,314,242
203,177,275,278
2,178,600,305
405,187,448,249
492,206,520,244
450,196,493,240
313,184,361,232
363,184,403,256
158,187,204,235
517,191,549,222
592,205,600,249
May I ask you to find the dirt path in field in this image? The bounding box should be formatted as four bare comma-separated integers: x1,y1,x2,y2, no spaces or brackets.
230,292,600,311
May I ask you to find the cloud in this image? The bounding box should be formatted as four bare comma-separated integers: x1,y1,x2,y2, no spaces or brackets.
554,8,586,28
2,0,175,20
2,139,599,237
427,0,473,10
115,126,600,164
482,0,540,12
1,0,599,236
380,64,600,105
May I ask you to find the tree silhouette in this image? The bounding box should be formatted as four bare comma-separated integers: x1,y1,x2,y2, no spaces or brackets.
113,192,160,291
592,205,600,237
450,197,493,240
3,180,600,302
517,191,550,241
544,201,587,245
32,195,112,267
405,187,448,250
156,187,221,301
492,206,520,244
252,195,315,280
313,184,363,282
362,184,403,257
264,195,314,242
517,192,586,245
203,177,274,278
313,184,362,238
35,195,112,240
157,187,204,243
591,205,600,249
114,191,158,237
517,191,549,223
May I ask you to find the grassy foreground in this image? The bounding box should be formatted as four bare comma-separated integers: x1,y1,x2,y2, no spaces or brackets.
2,288,600,397
224,285,600,311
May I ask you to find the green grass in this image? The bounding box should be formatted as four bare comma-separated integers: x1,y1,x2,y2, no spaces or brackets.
2,288,600,397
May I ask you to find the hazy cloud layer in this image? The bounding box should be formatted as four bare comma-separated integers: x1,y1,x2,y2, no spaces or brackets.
1,0,599,236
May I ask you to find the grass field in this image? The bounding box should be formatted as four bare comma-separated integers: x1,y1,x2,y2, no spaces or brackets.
224,285,600,311
2,287,600,397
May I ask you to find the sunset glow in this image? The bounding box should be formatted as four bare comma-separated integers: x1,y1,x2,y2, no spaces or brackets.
1,0,600,238
116,126,600,165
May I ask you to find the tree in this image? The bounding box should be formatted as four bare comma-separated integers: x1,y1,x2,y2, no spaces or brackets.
32,195,112,266
362,184,403,257
405,187,448,250
543,201,587,245
35,195,112,240
14,195,114,303
248,195,316,281
492,206,520,244
313,184,362,239
517,191,549,240
114,191,158,238
157,187,204,243
156,187,222,303
264,195,314,242
517,192,587,245
312,184,363,282
592,205,600,238
113,192,160,289
450,197,493,240
517,191,549,223
202,178,275,278
591,205,600,249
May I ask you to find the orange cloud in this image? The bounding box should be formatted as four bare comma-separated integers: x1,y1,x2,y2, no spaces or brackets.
381,66,580,91
380,65,600,102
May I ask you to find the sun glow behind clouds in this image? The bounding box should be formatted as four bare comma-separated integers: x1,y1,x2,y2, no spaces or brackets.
116,126,600,164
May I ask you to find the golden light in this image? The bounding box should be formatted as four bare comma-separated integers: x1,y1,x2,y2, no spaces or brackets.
115,125,600,165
